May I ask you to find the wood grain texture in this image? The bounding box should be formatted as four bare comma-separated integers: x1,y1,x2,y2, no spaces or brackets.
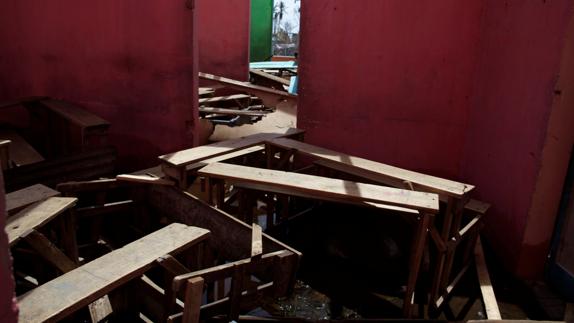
18,223,210,323
270,138,473,198
6,184,60,215
6,197,77,246
159,128,303,167
475,237,501,320
198,163,439,213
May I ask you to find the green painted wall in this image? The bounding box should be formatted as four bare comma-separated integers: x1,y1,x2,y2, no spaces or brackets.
250,0,273,62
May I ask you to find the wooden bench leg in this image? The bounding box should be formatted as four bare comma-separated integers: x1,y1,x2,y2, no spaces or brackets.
403,213,431,318
183,277,204,323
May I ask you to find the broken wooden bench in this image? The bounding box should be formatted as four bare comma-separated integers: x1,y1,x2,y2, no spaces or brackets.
18,223,210,323
54,178,301,321
265,137,484,315
159,128,304,188
198,162,440,318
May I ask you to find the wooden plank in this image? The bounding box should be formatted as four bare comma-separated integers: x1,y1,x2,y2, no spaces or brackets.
5,184,60,215
186,145,265,172
183,277,204,323
116,174,175,186
6,197,77,246
22,229,77,273
250,69,291,86
270,138,473,198
199,87,215,98
159,128,303,168
199,94,252,105
198,163,439,213
475,237,501,320
39,99,110,128
0,130,44,166
251,223,263,258
199,72,297,105
199,107,270,117
18,223,210,323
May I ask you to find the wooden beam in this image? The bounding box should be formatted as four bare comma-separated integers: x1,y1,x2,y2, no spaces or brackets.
251,224,263,258
160,129,303,168
0,130,44,167
22,229,77,273
6,197,77,246
199,107,270,117
199,72,296,106
183,277,204,323
116,174,175,186
475,237,501,320
198,163,439,213
271,138,473,198
17,223,210,323
5,184,60,215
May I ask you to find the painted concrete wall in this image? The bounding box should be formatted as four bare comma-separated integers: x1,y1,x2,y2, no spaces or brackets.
0,172,18,323
0,1,198,170
197,0,250,81
298,0,483,180
250,0,274,62
463,1,574,277
299,0,574,278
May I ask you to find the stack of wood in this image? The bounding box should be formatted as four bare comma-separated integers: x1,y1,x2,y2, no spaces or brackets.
156,129,503,321
198,90,273,127
198,72,298,128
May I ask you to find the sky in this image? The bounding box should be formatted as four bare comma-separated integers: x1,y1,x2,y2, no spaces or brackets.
274,0,300,34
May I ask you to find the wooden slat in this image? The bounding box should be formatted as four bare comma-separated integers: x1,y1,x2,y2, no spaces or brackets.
199,72,296,104
183,277,204,323
159,128,303,167
18,223,210,323
199,87,215,98
250,69,291,86
116,174,175,186
199,94,251,105
6,197,77,246
5,184,60,215
199,107,270,117
251,224,263,258
475,237,501,320
0,130,44,166
198,163,439,213
270,138,473,198
22,229,77,273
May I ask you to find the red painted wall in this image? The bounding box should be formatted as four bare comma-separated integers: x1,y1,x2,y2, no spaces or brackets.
299,0,574,278
298,0,483,180
197,0,250,81
462,0,574,277
0,1,198,170
0,172,18,323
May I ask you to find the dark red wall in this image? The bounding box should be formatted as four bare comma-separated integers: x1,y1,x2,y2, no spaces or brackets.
298,0,483,179
197,0,250,81
0,1,198,170
462,0,574,276
298,0,574,278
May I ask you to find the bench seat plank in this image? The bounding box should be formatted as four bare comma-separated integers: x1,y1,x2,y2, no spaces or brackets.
198,163,439,213
159,128,303,168
269,138,473,198
6,184,61,215
7,197,77,246
18,223,210,323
